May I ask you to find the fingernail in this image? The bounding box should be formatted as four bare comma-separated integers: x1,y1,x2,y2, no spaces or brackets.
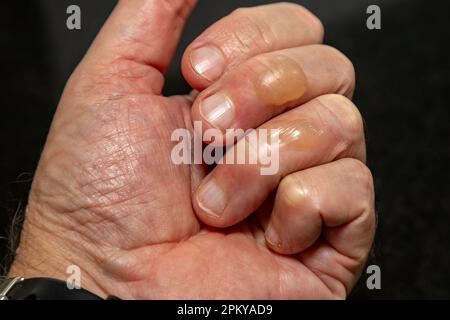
265,224,282,248
190,46,225,81
197,179,227,217
200,94,234,130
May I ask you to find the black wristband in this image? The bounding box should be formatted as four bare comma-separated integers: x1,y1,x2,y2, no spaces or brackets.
4,277,107,300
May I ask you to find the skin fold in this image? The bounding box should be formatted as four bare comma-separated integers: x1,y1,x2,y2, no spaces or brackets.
9,0,375,299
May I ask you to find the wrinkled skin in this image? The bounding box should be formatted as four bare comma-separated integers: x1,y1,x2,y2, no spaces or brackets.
10,0,375,299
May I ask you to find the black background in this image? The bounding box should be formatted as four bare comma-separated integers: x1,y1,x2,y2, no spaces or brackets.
1,0,449,299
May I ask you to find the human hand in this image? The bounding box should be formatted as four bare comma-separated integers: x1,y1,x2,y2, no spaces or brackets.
9,0,375,299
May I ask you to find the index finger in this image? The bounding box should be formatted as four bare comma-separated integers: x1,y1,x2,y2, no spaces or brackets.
181,2,324,89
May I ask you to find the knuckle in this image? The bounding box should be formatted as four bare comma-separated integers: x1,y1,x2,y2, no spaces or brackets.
161,0,196,20
320,45,356,96
228,9,273,53
229,3,325,54
334,52,355,96
338,158,375,231
357,203,377,248
278,2,324,41
230,6,247,16
278,175,314,212
341,158,374,193
316,94,364,143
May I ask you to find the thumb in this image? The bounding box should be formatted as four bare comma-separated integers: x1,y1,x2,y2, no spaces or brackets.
80,0,196,94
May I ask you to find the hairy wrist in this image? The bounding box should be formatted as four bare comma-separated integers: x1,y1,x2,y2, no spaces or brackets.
8,205,109,298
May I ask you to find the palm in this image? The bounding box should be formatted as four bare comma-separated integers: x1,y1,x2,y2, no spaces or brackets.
119,221,338,299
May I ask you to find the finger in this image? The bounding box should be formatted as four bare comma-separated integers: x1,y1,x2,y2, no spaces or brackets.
283,160,375,296
268,159,375,296
191,45,355,145
181,2,324,88
193,94,366,227
79,0,196,94
265,158,375,258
